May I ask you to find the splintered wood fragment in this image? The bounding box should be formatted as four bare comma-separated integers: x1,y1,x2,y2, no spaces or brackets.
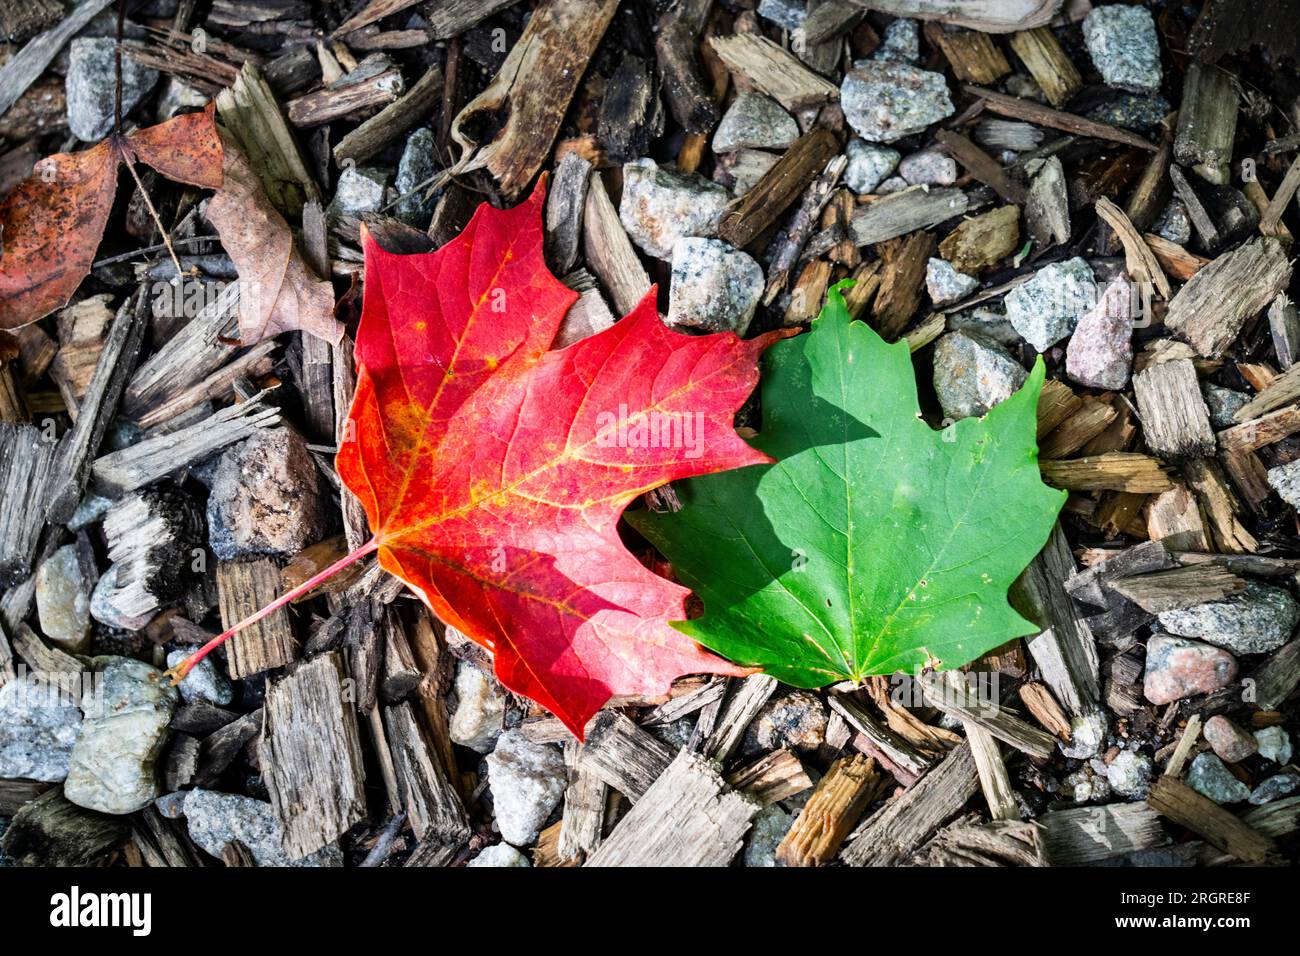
708,34,839,112
963,722,1019,821
1132,359,1215,460
719,126,840,250
340,0,512,40
1248,638,1300,711
764,154,847,303
841,742,977,867
584,749,760,867
656,0,718,136
841,261,882,320
701,674,778,762
642,677,727,726
776,754,879,867
1147,776,1276,864
923,23,1010,84
962,85,1156,151
800,0,864,46
449,0,619,199
0,424,56,587
558,741,606,862
1039,803,1167,865
333,64,443,166
260,652,366,859
912,816,1042,866
1024,155,1070,249
1017,682,1071,740
1147,483,1210,551
12,622,80,677
50,296,113,417
1008,28,1081,107
582,172,651,317
288,61,404,128
1109,565,1245,614
1163,713,1202,778
545,152,592,276
918,671,1056,759
92,395,281,498
727,749,812,808
1182,457,1257,553
905,313,946,353
1039,453,1173,493
1038,397,1117,459
933,130,1024,204
382,701,469,846
217,557,296,679
124,290,239,417
1167,163,1221,252
1,789,130,867
1268,295,1300,370
1261,154,1300,234
1232,363,1300,423
578,711,674,802
851,186,969,246
1036,379,1083,437
828,693,933,783
1094,197,1171,299
855,0,1057,31
938,203,1020,275
379,606,421,702
873,231,935,341
1173,62,1238,185
1164,238,1284,361
132,341,276,432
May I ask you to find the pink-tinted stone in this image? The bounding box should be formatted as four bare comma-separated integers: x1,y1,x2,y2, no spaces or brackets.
1066,274,1134,390
1143,635,1237,705
1203,715,1258,763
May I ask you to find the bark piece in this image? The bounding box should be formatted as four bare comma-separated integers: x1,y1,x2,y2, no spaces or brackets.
1040,803,1167,864
333,64,443,167
718,126,841,250
776,754,879,866
1173,63,1238,185
382,701,469,846
216,557,296,679
1008,27,1081,107
1132,359,1215,460
708,34,839,112
851,186,968,246
1164,237,1291,358
1147,776,1276,864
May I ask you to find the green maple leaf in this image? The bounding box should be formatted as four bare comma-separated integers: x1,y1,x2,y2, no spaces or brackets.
628,283,1065,686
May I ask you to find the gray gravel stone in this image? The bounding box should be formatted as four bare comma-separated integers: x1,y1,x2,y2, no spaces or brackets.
841,61,954,144
1255,726,1292,764
1065,274,1133,389
1249,774,1300,805
1267,459,1300,510
1203,384,1250,429
948,307,1020,347
1143,635,1237,705
713,92,798,152
486,730,566,846
926,258,978,306
64,657,177,815
328,165,388,218
1154,199,1193,245
467,843,531,867
932,330,1027,422
0,674,82,782
207,427,328,561
66,38,159,141
757,0,805,31
899,149,958,186
165,649,232,706
743,804,793,867
1203,715,1258,763
667,237,764,335
1064,766,1110,803
746,690,826,754
843,139,900,194
619,158,730,259
393,128,437,228
184,789,342,866
1004,257,1097,352
1186,752,1250,804
1085,93,1171,134
449,660,505,754
1083,5,1162,94
35,544,93,654
873,18,920,65
1157,581,1300,656
1105,749,1154,799
875,175,910,195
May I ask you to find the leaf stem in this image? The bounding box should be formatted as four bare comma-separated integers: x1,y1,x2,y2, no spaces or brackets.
164,538,380,684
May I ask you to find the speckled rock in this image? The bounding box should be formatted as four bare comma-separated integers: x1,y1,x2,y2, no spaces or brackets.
1157,582,1300,656
840,61,954,144
667,237,764,335
1203,715,1258,763
66,38,158,141
1105,749,1153,799
1267,459,1300,510
165,649,232,706
1186,752,1250,804
1143,635,1237,705
756,0,805,31
713,92,798,152
393,127,438,228
1249,774,1300,805
449,660,506,754
486,730,566,846
1203,384,1250,428
948,307,1020,347
619,158,729,260
1065,274,1133,390
467,843,531,867
1085,93,1171,134
875,175,910,195
899,149,958,186
1083,5,1162,94
843,140,900,194
184,789,342,866
1004,257,1097,352
1064,765,1110,803
35,544,93,654
873,18,920,65
1154,199,1193,245
1255,726,1292,764
932,331,1027,422
327,165,388,218
0,674,82,782
207,427,328,561
748,690,826,753
743,804,793,866
926,258,978,306
64,657,177,815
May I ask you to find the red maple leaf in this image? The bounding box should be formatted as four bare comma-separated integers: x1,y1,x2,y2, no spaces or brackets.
173,182,788,737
